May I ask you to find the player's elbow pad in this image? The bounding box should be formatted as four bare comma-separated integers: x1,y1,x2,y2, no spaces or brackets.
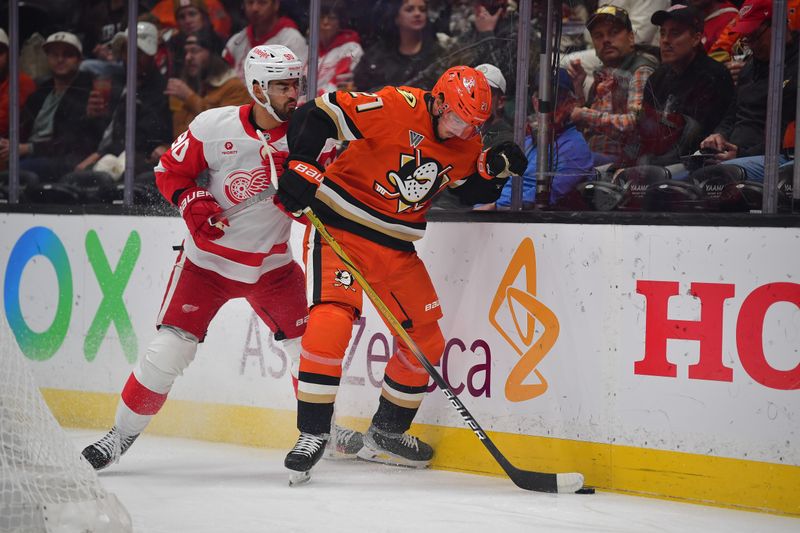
449,174,508,205
287,100,339,156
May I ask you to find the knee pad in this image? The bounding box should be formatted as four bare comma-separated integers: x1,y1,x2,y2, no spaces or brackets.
299,304,356,376
133,326,198,394
385,322,445,388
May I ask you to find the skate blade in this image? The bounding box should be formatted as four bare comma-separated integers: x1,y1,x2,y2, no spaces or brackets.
356,447,430,469
288,470,311,486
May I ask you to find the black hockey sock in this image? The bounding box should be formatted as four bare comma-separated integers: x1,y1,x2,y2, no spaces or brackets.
297,400,334,435
370,396,418,434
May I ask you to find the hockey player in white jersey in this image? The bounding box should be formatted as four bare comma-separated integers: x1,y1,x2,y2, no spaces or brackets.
81,44,361,470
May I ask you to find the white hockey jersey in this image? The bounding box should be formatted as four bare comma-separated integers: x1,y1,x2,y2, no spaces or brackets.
223,18,309,80
316,30,363,96
155,103,334,284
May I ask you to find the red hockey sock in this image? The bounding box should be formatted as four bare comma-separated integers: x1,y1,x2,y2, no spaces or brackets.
120,373,168,415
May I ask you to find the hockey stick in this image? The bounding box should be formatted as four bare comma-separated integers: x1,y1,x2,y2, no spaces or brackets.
301,207,585,494
207,130,278,229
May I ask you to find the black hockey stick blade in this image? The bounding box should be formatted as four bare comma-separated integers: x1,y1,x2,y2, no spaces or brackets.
441,389,584,494
505,461,584,494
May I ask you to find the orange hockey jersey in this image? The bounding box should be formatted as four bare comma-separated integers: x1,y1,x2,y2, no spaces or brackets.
301,86,483,250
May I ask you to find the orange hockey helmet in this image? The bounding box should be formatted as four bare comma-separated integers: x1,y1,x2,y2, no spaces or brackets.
432,66,492,129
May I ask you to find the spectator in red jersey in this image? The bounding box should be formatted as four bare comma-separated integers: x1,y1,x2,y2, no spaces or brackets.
0,29,36,141
690,0,739,52
314,0,364,95
223,0,308,79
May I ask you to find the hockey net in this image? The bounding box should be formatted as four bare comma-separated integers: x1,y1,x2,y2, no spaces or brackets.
0,322,132,533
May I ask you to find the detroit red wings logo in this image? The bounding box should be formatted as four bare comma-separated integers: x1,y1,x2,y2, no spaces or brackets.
223,167,271,204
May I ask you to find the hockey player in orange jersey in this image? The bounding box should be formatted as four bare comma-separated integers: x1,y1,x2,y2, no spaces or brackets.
275,66,527,482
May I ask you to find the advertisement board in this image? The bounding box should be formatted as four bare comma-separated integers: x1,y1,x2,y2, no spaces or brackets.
2,213,798,512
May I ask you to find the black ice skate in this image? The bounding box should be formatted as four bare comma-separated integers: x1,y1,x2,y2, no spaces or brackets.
81,426,139,471
357,426,433,468
325,424,364,459
284,432,328,486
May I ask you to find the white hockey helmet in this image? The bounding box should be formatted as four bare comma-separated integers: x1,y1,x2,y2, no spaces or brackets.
244,44,304,122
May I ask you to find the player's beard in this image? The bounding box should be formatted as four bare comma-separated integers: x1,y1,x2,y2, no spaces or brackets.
273,101,296,122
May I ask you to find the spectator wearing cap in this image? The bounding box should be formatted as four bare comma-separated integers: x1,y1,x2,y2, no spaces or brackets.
314,0,363,96
151,0,233,39
634,4,734,169
223,0,308,80
0,28,36,140
167,27,250,137
478,69,594,210
690,0,739,52
4,32,105,182
78,22,172,177
694,0,798,182
561,0,669,100
475,63,513,149
568,5,658,167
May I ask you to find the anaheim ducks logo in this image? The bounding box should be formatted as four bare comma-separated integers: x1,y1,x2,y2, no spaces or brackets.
223,167,271,204
334,269,356,291
374,148,453,212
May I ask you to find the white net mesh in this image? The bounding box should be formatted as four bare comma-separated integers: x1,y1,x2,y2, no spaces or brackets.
0,321,132,533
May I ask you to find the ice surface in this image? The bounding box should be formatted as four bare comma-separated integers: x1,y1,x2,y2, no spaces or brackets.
69,430,798,533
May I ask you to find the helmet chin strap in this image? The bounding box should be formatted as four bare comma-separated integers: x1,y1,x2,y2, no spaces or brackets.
430,97,450,142
254,90,285,123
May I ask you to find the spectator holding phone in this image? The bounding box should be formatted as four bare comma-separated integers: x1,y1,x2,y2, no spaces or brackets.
693,0,798,182
633,5,733,168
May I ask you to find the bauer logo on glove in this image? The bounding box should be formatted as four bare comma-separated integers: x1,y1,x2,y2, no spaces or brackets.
289,160,324,184
178,186,228,241
275,156,326,214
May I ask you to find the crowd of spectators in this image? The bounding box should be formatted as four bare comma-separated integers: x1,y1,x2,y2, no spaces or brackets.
0,0,797,212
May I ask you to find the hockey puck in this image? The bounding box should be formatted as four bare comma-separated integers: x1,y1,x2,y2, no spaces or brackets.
575,487,595,494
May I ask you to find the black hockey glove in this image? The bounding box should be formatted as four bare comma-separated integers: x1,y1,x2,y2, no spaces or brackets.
276,156,325,214
478,141,528,179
